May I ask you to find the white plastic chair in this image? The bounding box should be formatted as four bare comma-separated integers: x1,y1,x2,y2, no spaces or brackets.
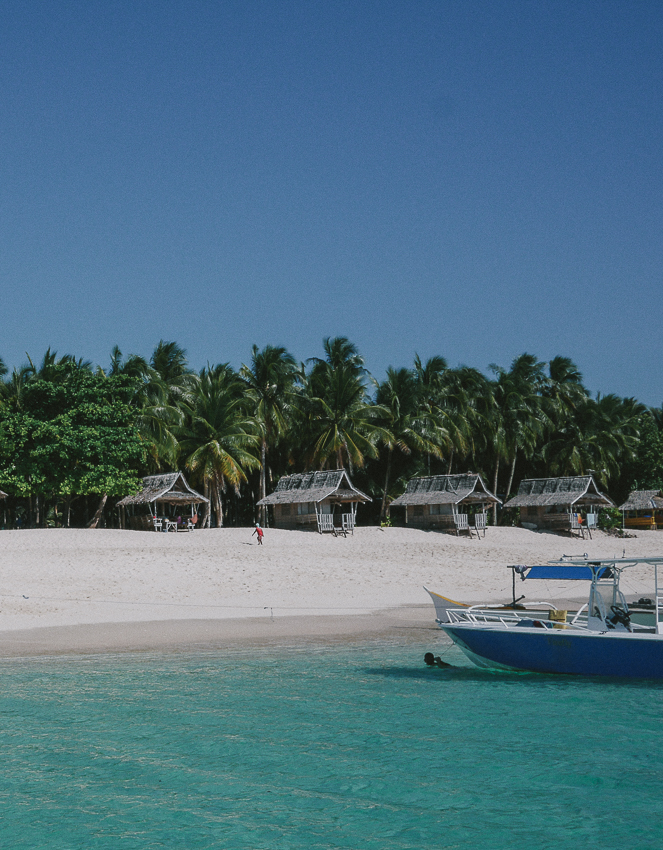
472,513,487,538
453,512,471,537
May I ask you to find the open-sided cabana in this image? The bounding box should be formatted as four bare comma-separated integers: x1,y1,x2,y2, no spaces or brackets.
257,470,370,534
390,474,500,536
618,490,663,531
504,476,614,537
117,473,209,531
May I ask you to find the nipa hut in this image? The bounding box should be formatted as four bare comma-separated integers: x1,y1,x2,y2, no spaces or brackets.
117,473,209,531
504,476,614,533
618,490,663,531
256,470,370,533
389,474,500,533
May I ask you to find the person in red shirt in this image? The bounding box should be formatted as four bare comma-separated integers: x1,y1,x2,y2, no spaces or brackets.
252,523,264,544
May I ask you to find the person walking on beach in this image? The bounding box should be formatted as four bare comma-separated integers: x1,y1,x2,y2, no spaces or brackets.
252,523,264,545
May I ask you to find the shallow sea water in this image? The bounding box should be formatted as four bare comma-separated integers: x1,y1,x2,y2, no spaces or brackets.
0,639,662,849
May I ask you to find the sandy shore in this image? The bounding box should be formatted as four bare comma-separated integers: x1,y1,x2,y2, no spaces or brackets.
0,525,660,655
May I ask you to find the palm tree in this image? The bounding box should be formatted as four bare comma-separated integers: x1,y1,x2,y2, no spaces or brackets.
308,336,367,379
26,349,94,381
541,356,588,428
376,366,447,520
542,394,646,487
2,364,32,410
117,341,194,473
301,338,390,471
149,340,194,397
240,345,298,525
489,354,549,520
179,365,260,527
437,365,489,474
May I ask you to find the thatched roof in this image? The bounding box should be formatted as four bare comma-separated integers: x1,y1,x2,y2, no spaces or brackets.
618,490,663,512
504,476,614,509
257,470,370,506
390,474,501,507
0,490,7,499
117,473,209,506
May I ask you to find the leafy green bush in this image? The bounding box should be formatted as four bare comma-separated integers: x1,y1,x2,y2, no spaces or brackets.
599,507,622,530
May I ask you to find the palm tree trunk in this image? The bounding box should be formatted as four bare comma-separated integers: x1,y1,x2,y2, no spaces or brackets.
87,494,108,529
64,495,72,528
203,479,211,528
215,480,223,528
260,439,267,526
380,447,393,521
492,458,500,526
447,447,454,475
505,451,517,505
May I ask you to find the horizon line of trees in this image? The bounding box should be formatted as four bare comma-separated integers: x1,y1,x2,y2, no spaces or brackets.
1,338,662,529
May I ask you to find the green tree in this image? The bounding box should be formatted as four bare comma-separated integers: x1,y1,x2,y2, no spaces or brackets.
0,365,143,526
241,344,298,525
376,366,445,520
541,394,646,488
489,354,549,520
179,365,260,527
108,342,194,473
302,338,389,471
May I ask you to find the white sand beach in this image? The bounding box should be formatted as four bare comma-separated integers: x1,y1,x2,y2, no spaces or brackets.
0,526,661,655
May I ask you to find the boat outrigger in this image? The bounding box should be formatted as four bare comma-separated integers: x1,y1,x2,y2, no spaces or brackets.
428,556,663,678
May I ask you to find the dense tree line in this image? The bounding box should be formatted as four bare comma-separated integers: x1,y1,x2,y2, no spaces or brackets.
0,339,662,528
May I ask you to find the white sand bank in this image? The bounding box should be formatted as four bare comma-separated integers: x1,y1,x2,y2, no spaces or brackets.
0,525,660,654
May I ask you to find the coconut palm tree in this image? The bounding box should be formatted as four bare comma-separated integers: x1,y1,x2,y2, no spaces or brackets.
305,366,390,471
179,365,260,527
113,341,194,473
437,365,490,474
240,345,298,524
489,354,550,519
376,366,447,520
542,394,646,486
299,338,390,471
541,356,588,428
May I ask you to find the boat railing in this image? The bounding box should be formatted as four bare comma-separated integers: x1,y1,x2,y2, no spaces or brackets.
447,608,528,628
446,606,589,631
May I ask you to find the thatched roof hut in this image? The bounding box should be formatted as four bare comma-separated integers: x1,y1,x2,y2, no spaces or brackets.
618,490,663,530
390,474,500,529
257,470,370,532
0,490,7,499
117,473,209,531
504,476,614,531
618,490,663,512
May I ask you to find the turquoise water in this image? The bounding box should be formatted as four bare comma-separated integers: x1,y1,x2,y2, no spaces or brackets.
0,640,662,849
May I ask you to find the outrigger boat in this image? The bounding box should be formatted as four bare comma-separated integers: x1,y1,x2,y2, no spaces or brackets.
428,556,663,678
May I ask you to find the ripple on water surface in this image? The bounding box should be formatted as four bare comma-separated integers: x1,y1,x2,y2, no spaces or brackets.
0,641,661,849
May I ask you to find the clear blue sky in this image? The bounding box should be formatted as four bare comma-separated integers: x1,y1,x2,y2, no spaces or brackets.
1,1,662,403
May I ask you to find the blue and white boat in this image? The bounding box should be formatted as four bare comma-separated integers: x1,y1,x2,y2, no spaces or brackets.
433,556,663,678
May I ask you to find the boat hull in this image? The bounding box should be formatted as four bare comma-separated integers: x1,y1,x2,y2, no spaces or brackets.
442,623,663,678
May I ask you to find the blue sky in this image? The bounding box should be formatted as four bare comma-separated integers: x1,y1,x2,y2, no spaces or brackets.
1,1,662,403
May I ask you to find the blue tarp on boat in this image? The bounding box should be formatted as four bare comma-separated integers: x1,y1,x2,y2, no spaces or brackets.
513,565,611,581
